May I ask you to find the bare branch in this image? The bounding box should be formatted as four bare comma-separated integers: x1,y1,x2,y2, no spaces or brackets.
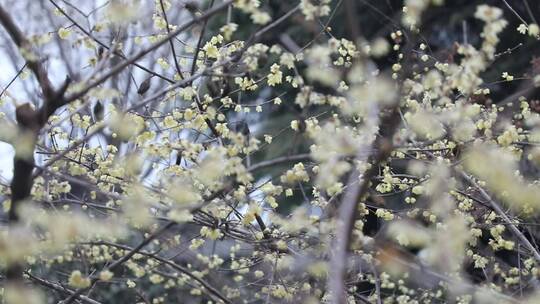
247,153,311,172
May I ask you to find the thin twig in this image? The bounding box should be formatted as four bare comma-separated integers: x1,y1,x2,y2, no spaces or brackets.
159,0,184,80
60,221,176,304
61,0,234,105
90,241,232,304
25,272,103,304
190,0,215,76
247,153,311,172
521,0,537,24
49,0,175,83
461,172,540,264
0,62,27,98
500,0,529,25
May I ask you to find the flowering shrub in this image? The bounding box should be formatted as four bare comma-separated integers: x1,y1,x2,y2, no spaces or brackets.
1,0,540,303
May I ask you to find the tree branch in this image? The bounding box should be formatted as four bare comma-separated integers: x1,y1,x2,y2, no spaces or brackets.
49,0,176,84
0,3,70,288
158,0,184,80
60,221,176,304
90,241,231,304
0,6,55,101
461,171,540,263
247,153,311,172
328,35,418,303
61,0,234,106
25,272,103,304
